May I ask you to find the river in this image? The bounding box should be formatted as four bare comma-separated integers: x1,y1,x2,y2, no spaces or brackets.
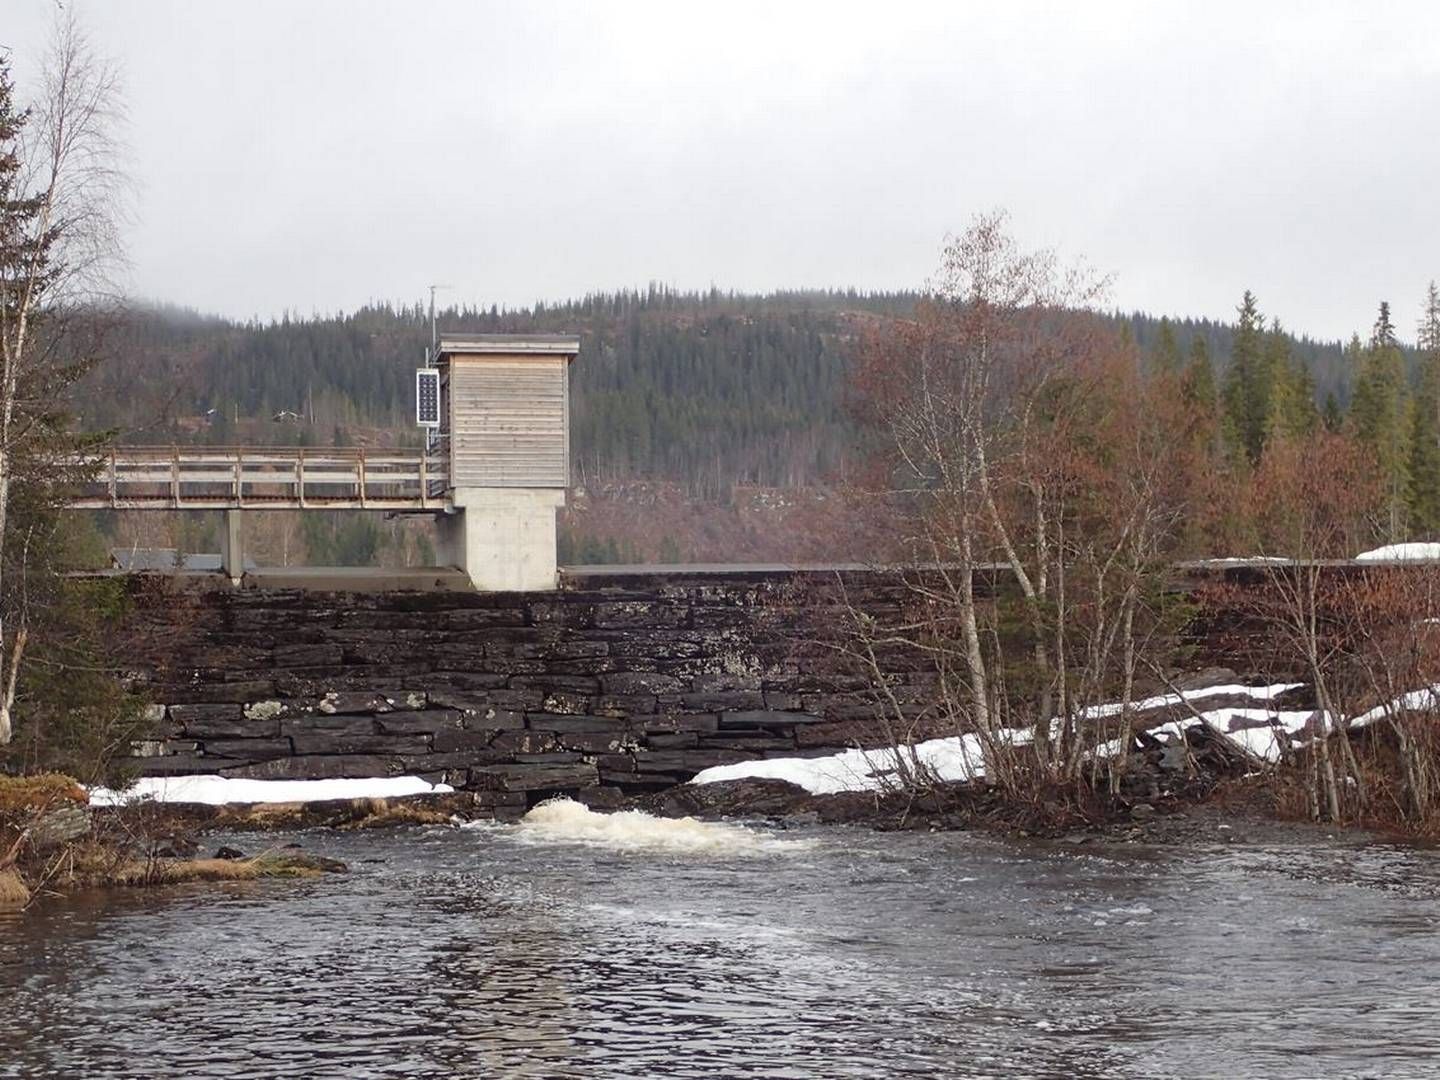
3,801,1439,1078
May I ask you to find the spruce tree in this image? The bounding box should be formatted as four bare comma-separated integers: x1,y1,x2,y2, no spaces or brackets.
1419,282,1440,355
1322,392,1343,432
1410,285,1440,533
1262,320,1316,443
1150,317,1181,373
1352,304,1412,539
1407,376,1440,534
1180,336,1222,459
1221,291,1269,464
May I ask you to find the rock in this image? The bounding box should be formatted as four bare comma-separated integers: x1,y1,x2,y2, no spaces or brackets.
574,785,629,811
718,709,823,729
632,749,760,773
644,777,812,818
200,738,295,760
28,807,91,849
467,762,599,792
221,755,402,780
137,754,249,776
432,729,500,753
525,714,629,734
264,851,348,874
376,710,465,735
215,845,245,860
281,714,377,738
1159,742,1189,772
1130,802,1156,820
318,691,394,715
288,734,431,756
679,691,767,712
243,700,286,721
488,730,559,754
601,672,685,695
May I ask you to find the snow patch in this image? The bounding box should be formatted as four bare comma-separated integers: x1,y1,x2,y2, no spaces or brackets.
88,775,454,807
1355,543,1440,562
693,735,990,796
1081,683,1302,719
1350,684,1440,728
692,683,1317,795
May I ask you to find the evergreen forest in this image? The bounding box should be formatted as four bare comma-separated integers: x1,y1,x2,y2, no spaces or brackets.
76,283,1440,561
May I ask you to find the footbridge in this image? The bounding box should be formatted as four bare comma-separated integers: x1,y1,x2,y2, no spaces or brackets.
74,446,450,512
68,333,580,591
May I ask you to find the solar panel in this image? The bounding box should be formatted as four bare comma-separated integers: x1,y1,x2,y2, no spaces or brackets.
416,368,440,427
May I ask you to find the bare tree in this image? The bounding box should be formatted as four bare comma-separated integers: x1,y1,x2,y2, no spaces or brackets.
1246,432,1384,821
847,213,1199,809
0,13,124,744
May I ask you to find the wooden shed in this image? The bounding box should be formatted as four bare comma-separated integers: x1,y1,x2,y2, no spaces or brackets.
434,334,580,491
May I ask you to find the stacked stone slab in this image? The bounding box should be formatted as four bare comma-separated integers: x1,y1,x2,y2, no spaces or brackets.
116,569,942,815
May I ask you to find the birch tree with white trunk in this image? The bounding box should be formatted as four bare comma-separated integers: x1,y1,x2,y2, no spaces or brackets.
0,14,124,744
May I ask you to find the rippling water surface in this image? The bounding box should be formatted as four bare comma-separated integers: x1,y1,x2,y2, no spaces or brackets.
4,806,1440,1078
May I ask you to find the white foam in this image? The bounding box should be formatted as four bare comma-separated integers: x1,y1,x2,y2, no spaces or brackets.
505,798,810,856
87,774,453,806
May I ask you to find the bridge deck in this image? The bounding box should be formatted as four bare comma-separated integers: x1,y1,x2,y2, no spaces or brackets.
69,447,450,511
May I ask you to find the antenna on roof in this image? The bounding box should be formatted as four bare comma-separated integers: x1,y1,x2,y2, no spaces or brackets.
428,283,452,359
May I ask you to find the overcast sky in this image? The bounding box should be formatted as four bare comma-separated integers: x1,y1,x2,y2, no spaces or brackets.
5,0,1438,341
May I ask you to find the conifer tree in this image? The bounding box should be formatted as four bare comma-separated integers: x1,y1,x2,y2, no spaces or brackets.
1150,317,1181,373
1221,291,1270,464
1410,284,1440,533
1180,335,1222,460
1322,392,1343,432
1419,282,1440,355
1181,336,1217,415
1352,303,1412,539
1262,320,1317,443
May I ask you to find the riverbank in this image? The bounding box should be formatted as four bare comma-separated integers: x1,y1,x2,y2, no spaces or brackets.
3,701,1413,915
85,763,1384,851
0,774,349,912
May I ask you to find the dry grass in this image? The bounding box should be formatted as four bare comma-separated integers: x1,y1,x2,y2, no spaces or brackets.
0,868,29,909
0,773,88,814
339,800,454,829
106,851,344,887
13,837,347,902
203,796,458,832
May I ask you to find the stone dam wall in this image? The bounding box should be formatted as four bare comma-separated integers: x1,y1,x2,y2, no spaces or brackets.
110,562,1319,817
115,570,935,817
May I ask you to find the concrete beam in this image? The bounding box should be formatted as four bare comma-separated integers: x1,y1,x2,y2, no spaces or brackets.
437,488,565,592
220,509,244,584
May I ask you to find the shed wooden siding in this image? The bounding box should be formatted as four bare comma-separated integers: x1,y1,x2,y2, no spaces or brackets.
447,354,569,488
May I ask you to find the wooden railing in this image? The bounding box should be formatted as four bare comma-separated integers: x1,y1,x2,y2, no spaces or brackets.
68,447,450,511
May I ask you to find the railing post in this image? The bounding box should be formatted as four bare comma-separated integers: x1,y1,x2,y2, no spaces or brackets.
419,450,428,509
171,448,180,507
358,449,367,508
297,449,306,508
108,449,117,507
233,451,242,507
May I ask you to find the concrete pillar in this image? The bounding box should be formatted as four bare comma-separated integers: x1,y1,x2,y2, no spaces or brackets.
220,509,244,584
437,488,565,592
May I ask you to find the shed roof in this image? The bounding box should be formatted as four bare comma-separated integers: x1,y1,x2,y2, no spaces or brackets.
436,333,579,358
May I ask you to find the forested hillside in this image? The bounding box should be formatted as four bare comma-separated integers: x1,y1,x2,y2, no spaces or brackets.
79,288,1411,495
77,285,1437,565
